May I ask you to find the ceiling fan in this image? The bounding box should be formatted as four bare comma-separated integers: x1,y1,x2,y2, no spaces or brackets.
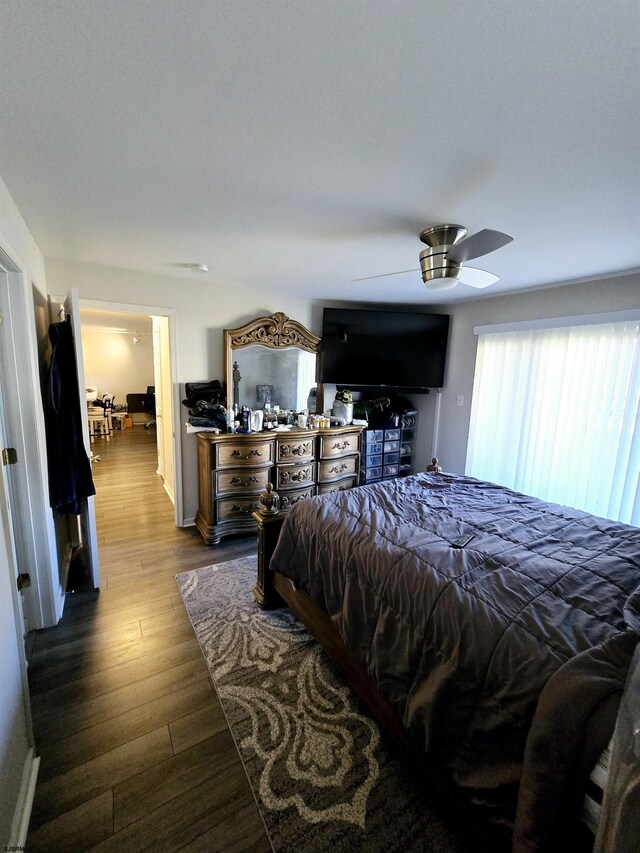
354,224,513,290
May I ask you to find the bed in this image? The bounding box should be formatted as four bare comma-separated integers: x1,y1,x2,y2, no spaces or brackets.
254,472,640,851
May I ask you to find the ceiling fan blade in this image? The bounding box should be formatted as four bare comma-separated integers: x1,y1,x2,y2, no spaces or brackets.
447,229,513,264
351,268,419,283
459,267,500,288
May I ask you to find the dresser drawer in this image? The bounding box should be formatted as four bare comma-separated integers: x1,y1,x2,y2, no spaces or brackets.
215,439,274,468
215,467,270,496
318,476,358,495
276,462,315,489
279,484,315,510
319,431,360,459
217,496,262,521
277,436,315,463
318,455,358,482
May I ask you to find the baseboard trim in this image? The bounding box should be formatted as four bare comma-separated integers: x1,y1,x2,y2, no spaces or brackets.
163,481,175,505
9,748,40,846
182,515,196,527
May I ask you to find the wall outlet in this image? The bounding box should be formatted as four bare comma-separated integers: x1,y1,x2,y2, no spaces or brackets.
457,395,464,407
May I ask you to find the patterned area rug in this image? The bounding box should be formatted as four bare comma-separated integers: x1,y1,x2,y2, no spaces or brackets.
176,557,474,853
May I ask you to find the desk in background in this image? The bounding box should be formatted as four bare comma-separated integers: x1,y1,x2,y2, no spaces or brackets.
126,391,155,426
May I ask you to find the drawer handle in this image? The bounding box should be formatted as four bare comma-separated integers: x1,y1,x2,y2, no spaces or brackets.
280,442,312,458
281,492,310,509
230,503,261,515
331,440,350,451
231,449,262,459
280,468,312,484
329,463,348,474
230,476,260,485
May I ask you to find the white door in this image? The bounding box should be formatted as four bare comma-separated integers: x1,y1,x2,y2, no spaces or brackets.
62,290,100,589
0,365,38,845
0,336,28,637
152,315,175,503
152,318,165,479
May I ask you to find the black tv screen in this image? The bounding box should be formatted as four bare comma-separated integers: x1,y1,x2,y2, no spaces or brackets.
320,308,449,391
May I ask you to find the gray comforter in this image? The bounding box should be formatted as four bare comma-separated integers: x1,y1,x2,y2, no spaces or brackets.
270,473,640,796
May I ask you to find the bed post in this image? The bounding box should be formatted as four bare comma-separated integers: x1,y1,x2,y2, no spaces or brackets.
252,484,285,609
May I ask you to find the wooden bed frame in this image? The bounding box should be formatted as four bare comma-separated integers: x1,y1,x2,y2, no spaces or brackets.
253,510,418,755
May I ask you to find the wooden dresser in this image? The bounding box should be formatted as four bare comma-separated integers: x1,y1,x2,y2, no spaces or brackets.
195,425,363,544
316,429,361,494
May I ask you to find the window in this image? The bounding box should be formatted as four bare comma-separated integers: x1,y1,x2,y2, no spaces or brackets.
466,316,640,526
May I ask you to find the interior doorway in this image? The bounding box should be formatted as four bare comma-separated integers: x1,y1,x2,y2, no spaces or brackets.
78,304,179,516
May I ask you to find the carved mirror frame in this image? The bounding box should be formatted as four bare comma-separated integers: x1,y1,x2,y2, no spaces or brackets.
224,312,321,407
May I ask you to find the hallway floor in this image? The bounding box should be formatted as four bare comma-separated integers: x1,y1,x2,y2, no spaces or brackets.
26,426,270,852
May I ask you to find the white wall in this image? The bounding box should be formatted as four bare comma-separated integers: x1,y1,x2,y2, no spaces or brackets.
82,328,155,406
433,273,640,474
44,257,316,524
0,176,59,625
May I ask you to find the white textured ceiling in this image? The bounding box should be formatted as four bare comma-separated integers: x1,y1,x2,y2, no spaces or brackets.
1,1,640,305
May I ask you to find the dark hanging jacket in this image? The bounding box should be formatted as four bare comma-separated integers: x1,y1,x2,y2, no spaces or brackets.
45,320,95,514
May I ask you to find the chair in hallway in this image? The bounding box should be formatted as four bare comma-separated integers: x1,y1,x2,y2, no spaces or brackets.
101,393,115,433
87,406,110,442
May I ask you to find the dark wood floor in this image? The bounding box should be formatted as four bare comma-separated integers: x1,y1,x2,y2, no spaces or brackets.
26,426,271,852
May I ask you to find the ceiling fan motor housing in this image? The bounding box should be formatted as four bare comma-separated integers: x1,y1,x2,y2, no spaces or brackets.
419,224,467,289
419,224,467,248
419,249,461,289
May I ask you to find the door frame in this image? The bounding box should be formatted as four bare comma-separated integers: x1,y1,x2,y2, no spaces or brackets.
0,245,61,628
0,353,28,634
0,369,40,845
61,290,101,588
76,298,183,526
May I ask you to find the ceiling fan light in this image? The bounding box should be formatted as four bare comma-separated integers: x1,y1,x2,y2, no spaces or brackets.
424,276,459,291
420,254,461,290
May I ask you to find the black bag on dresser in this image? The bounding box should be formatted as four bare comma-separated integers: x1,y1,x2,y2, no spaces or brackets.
182,379,224,406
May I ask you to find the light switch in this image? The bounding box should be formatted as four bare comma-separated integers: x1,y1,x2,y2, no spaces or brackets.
457,395,464,407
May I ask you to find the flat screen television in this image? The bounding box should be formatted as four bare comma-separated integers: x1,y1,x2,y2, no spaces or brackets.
319,307,449,391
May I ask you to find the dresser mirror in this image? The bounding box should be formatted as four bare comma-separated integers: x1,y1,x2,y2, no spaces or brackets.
224,312,321,413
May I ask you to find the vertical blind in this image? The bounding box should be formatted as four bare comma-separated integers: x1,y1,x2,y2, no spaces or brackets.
466,318,640,527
